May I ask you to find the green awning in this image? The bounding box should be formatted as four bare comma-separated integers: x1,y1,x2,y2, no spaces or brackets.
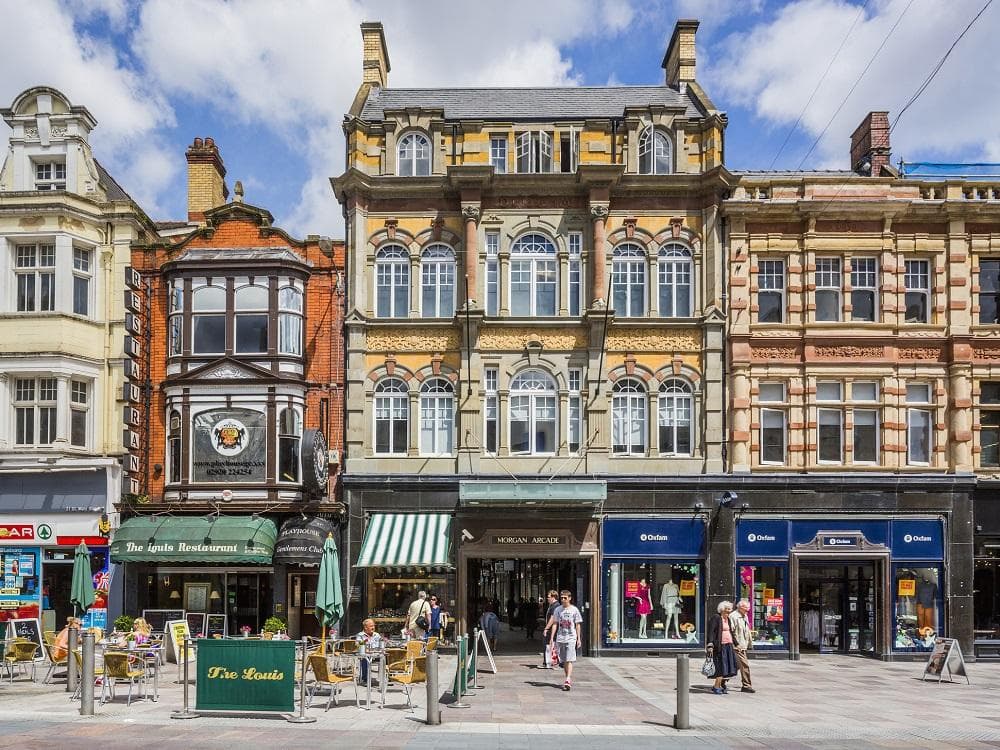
356,513,452,568
110,516,277,564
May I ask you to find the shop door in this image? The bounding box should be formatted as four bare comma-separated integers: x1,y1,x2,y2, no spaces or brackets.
226,572,273,635
43,561,73,631
800,563,877,656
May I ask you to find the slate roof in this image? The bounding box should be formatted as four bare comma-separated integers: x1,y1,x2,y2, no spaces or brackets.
174,247,310,265
94,158,133,201
360,85,705,121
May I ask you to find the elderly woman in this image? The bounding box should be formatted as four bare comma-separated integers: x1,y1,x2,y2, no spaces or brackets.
706,600,739,695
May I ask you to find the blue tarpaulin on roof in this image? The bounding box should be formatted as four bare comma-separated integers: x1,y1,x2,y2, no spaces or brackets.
902,162,1000,178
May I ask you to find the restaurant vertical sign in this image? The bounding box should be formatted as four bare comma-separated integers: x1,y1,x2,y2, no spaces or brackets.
122,266,146,499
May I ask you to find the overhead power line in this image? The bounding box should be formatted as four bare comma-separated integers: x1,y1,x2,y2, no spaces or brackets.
796,0,916,169
768,0,871,170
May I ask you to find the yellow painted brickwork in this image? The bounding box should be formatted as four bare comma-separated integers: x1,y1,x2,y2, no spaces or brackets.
187,162,225,214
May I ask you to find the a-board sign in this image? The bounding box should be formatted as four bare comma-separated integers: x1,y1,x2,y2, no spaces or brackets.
8,618,43,652
164,619,192,664
196,639,296,713
205,614,227,638
186,612,207,638
921,637,970,684
143,609,184,634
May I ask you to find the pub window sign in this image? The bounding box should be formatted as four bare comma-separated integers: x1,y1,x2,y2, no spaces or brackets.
192,408,266,483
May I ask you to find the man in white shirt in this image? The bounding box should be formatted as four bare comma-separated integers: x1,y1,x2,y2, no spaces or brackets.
730,598,755,693
545,590,583,691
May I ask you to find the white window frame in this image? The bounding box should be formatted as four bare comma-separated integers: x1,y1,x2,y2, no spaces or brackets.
568,232,583,316
420,245,456,318
612,244,646,318
815,257,842,322
760,408,787,465
397,131,431,177
509,234,558,316
568,368,583,454
13,376,58,446
658,244,692,317
168,409,182,483
637,126,672,175
72,247,92,317
979,381,1000,467
508,370,557,456
490,135,508,174
850,381,880,464
658,379,693,456
419,378,454,456
904,259,931,323
483,367,498,454
817,408,843,464
515,131,553,174
758,259,785,323
277,406,302,483
168,279,184,356
234,280,269,354
15,243,56,313
612,378,647,456
758,382,787,466
850,257,879,322
373,378,409,455
33,159,66,190
70,379,89,448
905,383,933,465
190,279,227,355
375,245,410,318
485,232,500,316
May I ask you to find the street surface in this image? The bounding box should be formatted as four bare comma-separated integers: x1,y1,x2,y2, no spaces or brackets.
0,650,997,748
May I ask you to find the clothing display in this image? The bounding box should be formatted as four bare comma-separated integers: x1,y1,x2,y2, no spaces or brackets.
916,580,937,608
800,608,820,646
660,581,681,638
636,582,653,616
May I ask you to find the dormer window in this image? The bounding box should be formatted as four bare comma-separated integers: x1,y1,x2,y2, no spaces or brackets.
397,132,431,176
638,126,672,175
34,160,66,190
516,131,553,174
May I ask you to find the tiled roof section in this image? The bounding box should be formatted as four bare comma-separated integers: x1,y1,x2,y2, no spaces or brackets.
154,221,191,230
94,159,133,202
174,247,312,266
360,85,704,121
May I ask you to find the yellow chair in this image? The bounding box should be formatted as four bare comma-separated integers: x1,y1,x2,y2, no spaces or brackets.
70,650,105,699
387,655,426,712
386,640,424,675
307,654,358,710
102,651,146,706
43,631,56,647
42,641,68,684
425,636,439,652
3,640,39,683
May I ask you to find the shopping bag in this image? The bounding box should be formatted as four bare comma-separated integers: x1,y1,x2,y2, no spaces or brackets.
701,656,716,678
550,641,561,667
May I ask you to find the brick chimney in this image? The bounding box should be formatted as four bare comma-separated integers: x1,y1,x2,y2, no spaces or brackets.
850,112,891,177
185,136,228,223
662,19,699,87
361,22,390,88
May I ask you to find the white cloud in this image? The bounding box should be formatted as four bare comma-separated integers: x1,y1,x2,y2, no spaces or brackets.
704,0,1000,167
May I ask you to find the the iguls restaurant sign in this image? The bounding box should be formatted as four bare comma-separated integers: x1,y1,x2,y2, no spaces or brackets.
122,266,144,497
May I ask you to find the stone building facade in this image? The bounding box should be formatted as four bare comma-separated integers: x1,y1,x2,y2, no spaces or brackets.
334,21,736,652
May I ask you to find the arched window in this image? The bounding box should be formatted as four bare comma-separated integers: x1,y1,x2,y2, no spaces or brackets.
421,245,455,318
234,281,269,353
397,132,431,177
658,244,692,317
612,243,646,317
375,245,409,318
638,126,672,175
510,234,557,316
168,409,182,483
509,369,557,455
658,379,693,456
277,407,301,482
374,378,408,454
419,378,454,455
612,379,647,455
278,282,303,355
191,280,226,354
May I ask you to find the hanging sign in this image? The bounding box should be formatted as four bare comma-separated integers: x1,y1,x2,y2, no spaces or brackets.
921,638,970,684
192,409,266,482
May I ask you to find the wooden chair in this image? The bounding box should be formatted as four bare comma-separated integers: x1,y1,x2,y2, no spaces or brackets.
4,640,39,682
42,641,68,684
102,651,146,706
387,655,426,711
307,654,358,710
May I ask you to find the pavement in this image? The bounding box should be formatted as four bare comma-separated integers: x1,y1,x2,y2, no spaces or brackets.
0,647,998,748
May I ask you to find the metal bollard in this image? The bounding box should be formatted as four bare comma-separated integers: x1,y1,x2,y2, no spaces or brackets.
287,639,316,723
172,638,198,719
425,649,441,725
80,632,95,716
67,627,78,693
674,653,690,730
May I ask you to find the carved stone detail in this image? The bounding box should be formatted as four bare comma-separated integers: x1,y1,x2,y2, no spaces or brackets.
974,347,1000,361
24,127,39,140
897,347,941,361
605,329,700,352
50,125,67,138
204,365,252,379
751,346,799,361
814,345,884,359
462,205,481,222
480,328,588,351
367,330,461,351
590,205,609,220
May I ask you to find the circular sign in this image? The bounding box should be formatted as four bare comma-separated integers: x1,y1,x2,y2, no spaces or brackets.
37,524,53,540
301,429,328,496
211,418,248,457
220,489,234,503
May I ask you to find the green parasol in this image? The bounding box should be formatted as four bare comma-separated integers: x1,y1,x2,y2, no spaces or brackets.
69,541,95,617
314,533,344,654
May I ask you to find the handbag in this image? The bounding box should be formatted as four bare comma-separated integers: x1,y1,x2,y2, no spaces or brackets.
415,603,430,630
701,655,716,678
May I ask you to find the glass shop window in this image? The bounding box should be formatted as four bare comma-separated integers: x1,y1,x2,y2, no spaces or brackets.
604,561,702,646
894,566,940,651
739,565,786,647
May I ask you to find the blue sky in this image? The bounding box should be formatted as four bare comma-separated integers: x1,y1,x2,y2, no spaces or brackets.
2,0,998,237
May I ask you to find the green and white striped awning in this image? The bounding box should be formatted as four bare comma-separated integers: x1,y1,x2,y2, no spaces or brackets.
356,513,452,569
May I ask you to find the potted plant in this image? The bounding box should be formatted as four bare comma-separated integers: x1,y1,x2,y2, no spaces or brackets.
114,614,134,633
263,616,286,638
240,625,252,638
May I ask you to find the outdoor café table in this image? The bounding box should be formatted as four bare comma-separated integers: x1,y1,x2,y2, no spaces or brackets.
98,643,161,702
356,646,389,710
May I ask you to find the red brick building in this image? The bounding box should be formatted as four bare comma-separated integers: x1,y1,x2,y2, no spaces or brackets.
113,138,345,637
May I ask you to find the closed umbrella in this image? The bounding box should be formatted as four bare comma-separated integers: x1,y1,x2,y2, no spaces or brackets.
314,533,344,654
69,542,95,617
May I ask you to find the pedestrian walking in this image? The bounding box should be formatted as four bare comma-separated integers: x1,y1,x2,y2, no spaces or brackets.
730,598,755,693
706,600,739,695
545,589,582,691
522,597,539,639
404,590,432,640
540,590,559,668
428,594,444,639
479,604,501,651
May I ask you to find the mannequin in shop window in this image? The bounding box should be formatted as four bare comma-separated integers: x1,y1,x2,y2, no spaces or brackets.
661,575,681,640
916,574,937,630
637,578,653,638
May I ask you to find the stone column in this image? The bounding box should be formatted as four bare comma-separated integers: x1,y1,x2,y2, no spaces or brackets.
462,205,480,308
590,205,609,308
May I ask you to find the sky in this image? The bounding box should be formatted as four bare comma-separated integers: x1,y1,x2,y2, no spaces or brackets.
1,0,998,238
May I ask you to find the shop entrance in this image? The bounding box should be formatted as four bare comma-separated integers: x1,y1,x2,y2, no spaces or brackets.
467,557,591,655
798,563,879,655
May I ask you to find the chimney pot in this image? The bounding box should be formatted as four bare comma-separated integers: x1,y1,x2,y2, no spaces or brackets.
193,137,203,148
850,111,891,177
186,136,228,224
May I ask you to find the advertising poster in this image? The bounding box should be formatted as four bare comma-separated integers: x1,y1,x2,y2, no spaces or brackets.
0,547,40,620
898,579,916,597
765,597,784,622
679,579,696,596
192,408,266,482
625,580,640,597
18,555,34,576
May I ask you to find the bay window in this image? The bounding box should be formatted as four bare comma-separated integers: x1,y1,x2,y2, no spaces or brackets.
277,407,301,482
72,248,92,316
234,281,269,354
278,282,303,355
191,281,226,354
15,244,55,312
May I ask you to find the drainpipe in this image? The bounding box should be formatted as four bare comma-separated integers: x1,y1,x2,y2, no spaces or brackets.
720,212,728,471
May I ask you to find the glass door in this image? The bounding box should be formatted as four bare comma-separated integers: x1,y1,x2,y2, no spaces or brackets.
820,580,843,652
846,563,877,653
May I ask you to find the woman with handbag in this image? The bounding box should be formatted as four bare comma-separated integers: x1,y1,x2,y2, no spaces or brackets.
705,600,739,695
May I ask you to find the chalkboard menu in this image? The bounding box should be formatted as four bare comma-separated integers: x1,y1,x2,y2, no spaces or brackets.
186,612,206,637
9,618,43,650
205,614,227,638
143,609,185,634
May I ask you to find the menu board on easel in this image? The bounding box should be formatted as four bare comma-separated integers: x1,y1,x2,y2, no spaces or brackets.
164,619,192,664
143,609,184,634
921,637,970,684
185,613,206,638
8,618,43,651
